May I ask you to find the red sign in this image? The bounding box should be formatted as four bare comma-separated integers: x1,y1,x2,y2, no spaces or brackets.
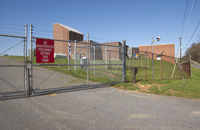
36,39,54,63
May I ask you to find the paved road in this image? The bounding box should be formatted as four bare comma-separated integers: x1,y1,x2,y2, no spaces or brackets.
1,87,200,130
191,61,200,69
0,57,25,93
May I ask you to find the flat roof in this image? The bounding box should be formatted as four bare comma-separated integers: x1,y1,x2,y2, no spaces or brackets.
56,23,84,35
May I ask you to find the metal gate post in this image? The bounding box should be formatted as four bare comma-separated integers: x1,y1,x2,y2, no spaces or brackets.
93,46,96,76
87,34,89,86
87,43,89,86
29,24,33,95
109,48,110,69
122,40,126,83
74,40,77,70
68,42,70,71
24,24,28,94
105,46,107,70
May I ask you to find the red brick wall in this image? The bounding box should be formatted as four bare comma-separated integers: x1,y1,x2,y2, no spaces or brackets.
69,40,90,59
53,23,69,56
139,44,175,64
101,42,122,60
53,23,84,57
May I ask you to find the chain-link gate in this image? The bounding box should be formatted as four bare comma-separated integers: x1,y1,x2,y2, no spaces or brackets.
0,25,28,99
28,25,126,95
0,24,126,99
30,37,126,95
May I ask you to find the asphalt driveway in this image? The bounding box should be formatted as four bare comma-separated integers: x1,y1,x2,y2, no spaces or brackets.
0,87,200,130
191,61,200,69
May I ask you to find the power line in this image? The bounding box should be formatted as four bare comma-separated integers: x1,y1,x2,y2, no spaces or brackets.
33,27,53,33
182,0,197,38
180,0,188,36
183,20,200,49
0,26,24,31
0,24,24,27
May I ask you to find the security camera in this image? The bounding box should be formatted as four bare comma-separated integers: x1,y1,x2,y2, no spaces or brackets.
156,36,161,41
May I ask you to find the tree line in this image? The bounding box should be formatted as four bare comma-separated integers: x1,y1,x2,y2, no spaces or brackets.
183,35,200,63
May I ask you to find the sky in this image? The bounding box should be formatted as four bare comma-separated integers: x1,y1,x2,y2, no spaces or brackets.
1,0,200,56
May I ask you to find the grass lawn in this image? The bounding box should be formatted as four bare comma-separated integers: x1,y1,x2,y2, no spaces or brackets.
115,66,200,99
4,56,123,84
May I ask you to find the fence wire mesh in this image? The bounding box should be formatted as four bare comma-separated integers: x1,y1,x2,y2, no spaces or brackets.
126,50,190,83
31,37,124,94
0,33,27,98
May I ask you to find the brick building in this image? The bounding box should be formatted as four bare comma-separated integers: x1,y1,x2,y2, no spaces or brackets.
139,44,175,64
53,23,124,60
53,23,84,57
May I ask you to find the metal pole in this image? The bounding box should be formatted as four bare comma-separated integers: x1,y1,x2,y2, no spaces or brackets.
141,55,143,67
68,42,70,71
152,37,154,81
145,53,147,80
74,40,76,70
24,24,27,93
160,55,162,80
87,33,89,86
122,40,126,83
109,48,110,69
94,46,95,76
29,24,33,94
189,55,191,77
105,46,107,69
133,51,135,67
160,50,165,80
179,37,183,63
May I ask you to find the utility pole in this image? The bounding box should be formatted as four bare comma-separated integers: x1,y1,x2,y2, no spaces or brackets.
179,37,183,63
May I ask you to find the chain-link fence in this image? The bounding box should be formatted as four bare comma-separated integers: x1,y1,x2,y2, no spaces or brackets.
29,24,126,94
126,50,190,82
0,24,126,99
0,25,28,98
2,24,191,99
30,38,125,94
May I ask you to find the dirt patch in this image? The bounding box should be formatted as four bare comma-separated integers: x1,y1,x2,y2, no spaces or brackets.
167,89,185,95
97,71,121,79
136,83,151,92
48,93,58,96
136,83,165,92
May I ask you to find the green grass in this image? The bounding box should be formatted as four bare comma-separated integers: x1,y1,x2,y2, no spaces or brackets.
115,54,200,99
4,56,123,84
115,67,200,99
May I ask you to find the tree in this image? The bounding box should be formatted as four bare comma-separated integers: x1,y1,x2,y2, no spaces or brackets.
185,42,200,63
